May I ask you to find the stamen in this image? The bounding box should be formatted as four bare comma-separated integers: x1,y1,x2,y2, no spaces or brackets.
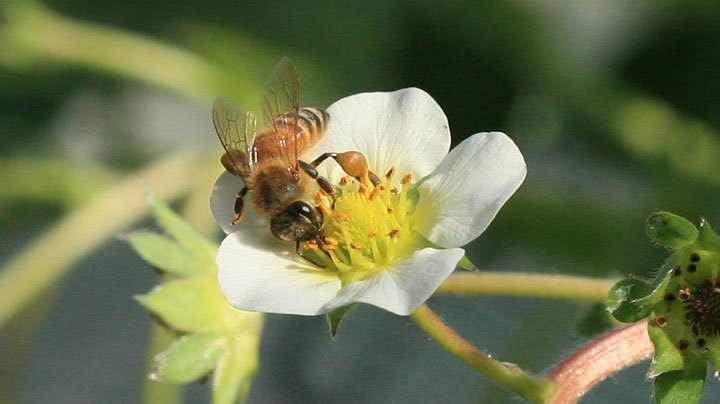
359,183,369,198
369,185,384,201
303,240,319,249
401,173,413,185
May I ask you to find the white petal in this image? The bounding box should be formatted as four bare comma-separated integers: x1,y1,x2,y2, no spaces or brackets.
216,230,342,315
210,171,265,234
308,88,450,182
323,247,464,315
415,132,526,248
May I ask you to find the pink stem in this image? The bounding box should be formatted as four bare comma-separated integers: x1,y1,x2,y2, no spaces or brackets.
547,321,653,404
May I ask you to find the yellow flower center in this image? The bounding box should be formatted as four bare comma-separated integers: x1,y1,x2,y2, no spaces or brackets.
303,167,422,285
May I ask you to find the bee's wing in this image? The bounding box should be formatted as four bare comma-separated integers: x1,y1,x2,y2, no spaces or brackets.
212,96,258,172
260,57,301,171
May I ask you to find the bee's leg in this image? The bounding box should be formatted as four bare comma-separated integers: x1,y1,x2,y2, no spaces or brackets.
298,161,335,206
231,187,248,226
295,240,326,268
310,151,381,187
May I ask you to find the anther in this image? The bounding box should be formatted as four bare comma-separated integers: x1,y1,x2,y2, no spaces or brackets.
654,316,667,327
334,212,349,222
350,242,363,249
388,229,401,238
340,176,351,186
401,173,413,185
385,166,396,179
320,243,336,252
387,205,395,214
303,240,319,250
391,187,399,195
368,230,377,238
324,236,339,246
369,185,384,201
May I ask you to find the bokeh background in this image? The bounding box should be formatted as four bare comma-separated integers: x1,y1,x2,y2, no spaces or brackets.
2,0,720,403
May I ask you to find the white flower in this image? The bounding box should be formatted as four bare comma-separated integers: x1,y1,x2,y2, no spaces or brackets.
211,88,526,316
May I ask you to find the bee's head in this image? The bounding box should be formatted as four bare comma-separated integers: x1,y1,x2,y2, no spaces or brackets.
270,201,323,242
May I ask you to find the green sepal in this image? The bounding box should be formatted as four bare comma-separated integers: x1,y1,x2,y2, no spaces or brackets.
653,358,707,404
648,321,685,376
457,256,478,271
575,303,616,337
326,304,357,338
126,231,212,277
149,195,216,262
606,278,652,323
154,332,227,383
646,211,698,249
696,218,720,250
212,345,257,404
137,278,225,333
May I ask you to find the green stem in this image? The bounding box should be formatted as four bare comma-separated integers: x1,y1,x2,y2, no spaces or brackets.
410,304,556,404
0,150,205,326
436,272,616,301
1,0,221,101
142,323,183,404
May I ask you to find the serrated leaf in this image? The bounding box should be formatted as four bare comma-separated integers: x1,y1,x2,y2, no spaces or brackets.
654,358,706,404
138,278,226,332
326,304,356,338
149,195,217,262
457,256,478,271
154,333,227,383
648,322,685,376
606,278,652,323
127,231,212,277
212,344,258,404
575,303,616,337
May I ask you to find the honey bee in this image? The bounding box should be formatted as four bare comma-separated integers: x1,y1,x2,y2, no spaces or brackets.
212,58,378,262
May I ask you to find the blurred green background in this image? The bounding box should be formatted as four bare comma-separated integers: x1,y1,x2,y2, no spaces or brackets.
1,0,720,403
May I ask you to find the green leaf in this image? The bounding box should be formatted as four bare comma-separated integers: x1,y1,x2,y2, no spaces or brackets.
326,304,356,338
606,278,652,323
127,231,212,277
648,321,685,376
575,303,616,337
647,211,698,248
138,278,226,332
154,333,227,383
457,256,478,271
654,359,707,404
212,345,258,404
149,195,217,262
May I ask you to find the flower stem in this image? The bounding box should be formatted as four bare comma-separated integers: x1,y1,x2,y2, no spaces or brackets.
547,321,653,404
0,150,206,326
436,272,616,301
410,304,556,404
0,0,220,101
142,323,183,404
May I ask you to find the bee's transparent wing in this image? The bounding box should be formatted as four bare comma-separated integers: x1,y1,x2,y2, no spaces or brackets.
212,96,258,171
260,57,300,170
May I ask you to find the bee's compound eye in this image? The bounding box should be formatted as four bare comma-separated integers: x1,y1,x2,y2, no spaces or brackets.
270,201,322,242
